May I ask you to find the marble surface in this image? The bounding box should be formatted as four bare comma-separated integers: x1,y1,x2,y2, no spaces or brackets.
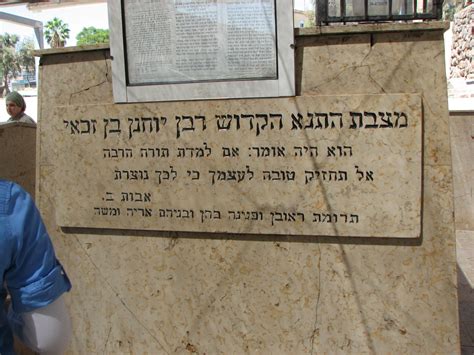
0,122,36,198
52,94,422,238
36,23,459,354
449,112,474,231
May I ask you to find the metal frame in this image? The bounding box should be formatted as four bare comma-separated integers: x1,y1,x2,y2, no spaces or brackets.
0,12,43,48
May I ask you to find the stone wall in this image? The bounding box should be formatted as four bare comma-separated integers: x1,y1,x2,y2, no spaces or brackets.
35,23,459,353
450,111,474,231
0,122,36,199
450,4,474,79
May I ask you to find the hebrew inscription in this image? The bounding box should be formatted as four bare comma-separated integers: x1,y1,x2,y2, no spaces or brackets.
54,94,422,238
124,0,277,84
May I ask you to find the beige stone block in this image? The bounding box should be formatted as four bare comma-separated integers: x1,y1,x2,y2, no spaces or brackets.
297,31,452,167
0,122,36,198
63,234,167,353
449,113,474,231
48,163,458,354
38,50,113,108
35,24,459,354
457,230,474,288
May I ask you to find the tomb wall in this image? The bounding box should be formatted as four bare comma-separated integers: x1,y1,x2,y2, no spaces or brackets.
35,22,459,353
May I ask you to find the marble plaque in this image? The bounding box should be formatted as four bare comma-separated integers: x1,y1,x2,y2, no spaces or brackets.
54,94,422,238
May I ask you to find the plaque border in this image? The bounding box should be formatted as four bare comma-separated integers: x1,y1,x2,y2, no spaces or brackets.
108,0,295,103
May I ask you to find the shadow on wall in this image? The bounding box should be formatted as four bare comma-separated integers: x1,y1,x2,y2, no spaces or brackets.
0,122,37,199
458,263,474,354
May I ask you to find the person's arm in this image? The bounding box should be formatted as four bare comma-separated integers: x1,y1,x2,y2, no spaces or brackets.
12,295,71,354
4,182,72,354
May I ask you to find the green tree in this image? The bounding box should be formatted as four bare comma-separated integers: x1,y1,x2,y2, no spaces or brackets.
44,17,70,48
18,38,35,86
304,9,316,27
76,27,109,46
311,0,318,25
0,33,21,95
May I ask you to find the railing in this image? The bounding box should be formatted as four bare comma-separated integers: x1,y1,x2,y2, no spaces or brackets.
316,0,443,24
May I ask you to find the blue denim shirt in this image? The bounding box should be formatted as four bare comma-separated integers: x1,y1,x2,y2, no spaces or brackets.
0,180,71,354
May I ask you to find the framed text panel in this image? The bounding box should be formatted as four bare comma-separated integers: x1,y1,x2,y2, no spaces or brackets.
108,0,295,102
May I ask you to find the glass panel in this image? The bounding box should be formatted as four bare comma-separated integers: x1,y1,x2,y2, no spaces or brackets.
347,0,365,16
392,0,414,15
423,0,434,14
328,0,342,17
368,0,389,16
415,0,425,13
124,0,278,85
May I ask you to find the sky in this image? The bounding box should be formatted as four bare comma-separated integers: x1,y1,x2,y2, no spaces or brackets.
0,2,109,48
294,0,313,10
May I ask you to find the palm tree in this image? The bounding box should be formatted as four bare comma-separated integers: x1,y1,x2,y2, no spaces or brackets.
1,33,19,48
44,17,70,48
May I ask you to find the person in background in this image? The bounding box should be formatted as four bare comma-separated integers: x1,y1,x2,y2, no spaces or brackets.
4,91,35,124
0,179,72,354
